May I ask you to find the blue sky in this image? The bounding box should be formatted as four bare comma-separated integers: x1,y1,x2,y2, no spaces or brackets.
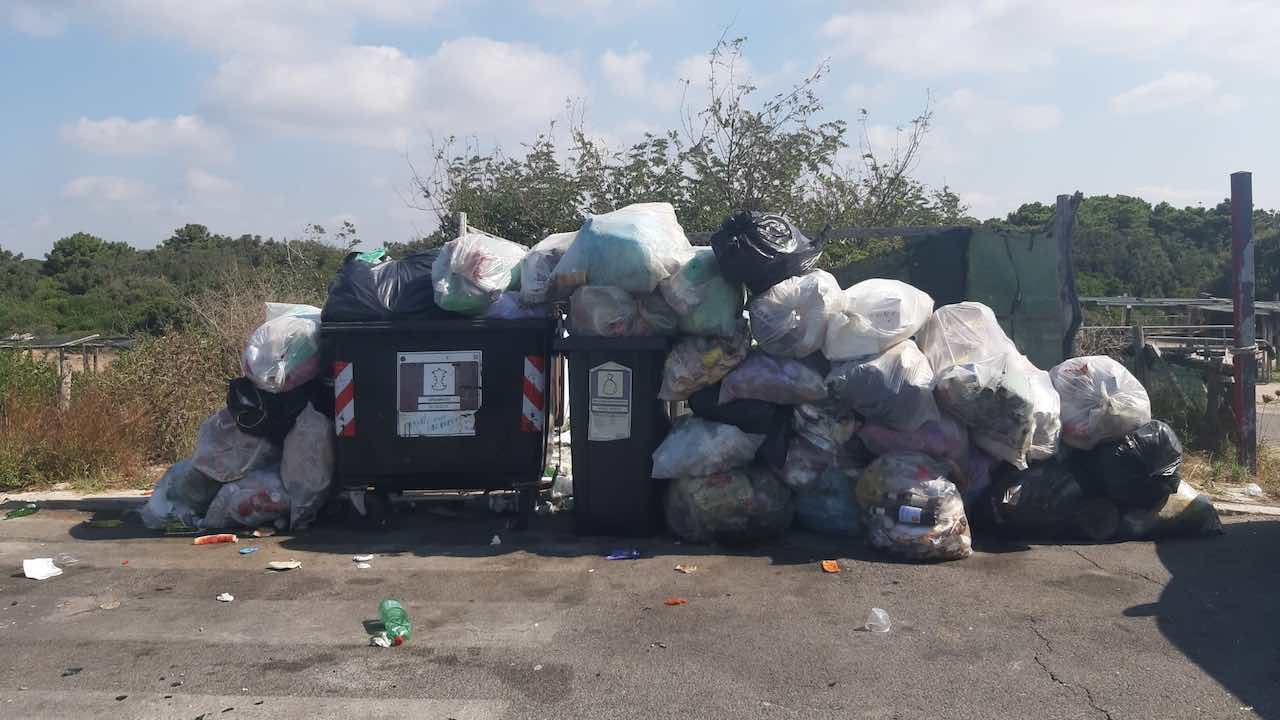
2,0,1274,257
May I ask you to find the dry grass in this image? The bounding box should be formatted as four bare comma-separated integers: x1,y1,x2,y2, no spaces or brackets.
1182,445,1280,496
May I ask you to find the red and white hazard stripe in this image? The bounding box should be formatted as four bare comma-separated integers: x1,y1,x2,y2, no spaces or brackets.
520,354,545,432
334,360,355,437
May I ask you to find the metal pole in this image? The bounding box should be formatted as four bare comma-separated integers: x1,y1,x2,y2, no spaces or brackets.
1230,171,1257,472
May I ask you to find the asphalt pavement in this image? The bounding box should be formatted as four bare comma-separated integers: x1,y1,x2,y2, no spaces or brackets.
1,503,1277,720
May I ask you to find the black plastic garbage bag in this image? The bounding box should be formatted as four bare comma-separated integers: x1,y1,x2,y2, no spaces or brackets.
1079,419,1183,512
227,377,311,444
321,251,445,322
986,460,1119,541
687,384,790,467
710,211,825,295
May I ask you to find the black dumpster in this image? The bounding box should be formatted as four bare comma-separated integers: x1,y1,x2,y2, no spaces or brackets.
321,317,555,519
557,334,670,536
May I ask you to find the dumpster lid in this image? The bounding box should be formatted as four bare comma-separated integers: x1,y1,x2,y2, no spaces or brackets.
555,333,671,351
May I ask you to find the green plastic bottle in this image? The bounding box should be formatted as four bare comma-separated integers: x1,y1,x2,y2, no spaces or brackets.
379,599,412,646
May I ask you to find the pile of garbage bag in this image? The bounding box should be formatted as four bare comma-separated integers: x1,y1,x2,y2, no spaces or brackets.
432,230,527,315
141,302,337,533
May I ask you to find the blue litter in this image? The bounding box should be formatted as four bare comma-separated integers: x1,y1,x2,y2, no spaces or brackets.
605,549,640,560
239,547,260,555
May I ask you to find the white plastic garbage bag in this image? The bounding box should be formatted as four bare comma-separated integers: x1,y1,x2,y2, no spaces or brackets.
824,279,934,361
663,465,794,543
1025,357,1063,461
520,232,575,304
659,248,744,338
1050,355,1152,450
201,467,290,529
718,352,828,405
856,451,971,562
432,230,527,315
650,417,764,479
1120,481,1223,539
934,351,1044,470
658,322,750,400
139,459,222,530
281,404,334,531
550,203,693,295
242,304,322,393
191,409,281,484
568,286,677,336
747,270,842,358
826,340,940,431
916,301,1016,372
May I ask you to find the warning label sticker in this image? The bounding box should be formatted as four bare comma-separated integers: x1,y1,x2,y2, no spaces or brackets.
396,350,482,437
588,361,632,441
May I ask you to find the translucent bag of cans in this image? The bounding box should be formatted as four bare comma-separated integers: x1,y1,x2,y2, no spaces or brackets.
658,247,744,337
431,230,527,315
856,451,972,562
794,466,862,537
191,409,281,484
650,416,764,480
139,460,222,530
1050,355,1152,450
281,404,334,531
826,340,940,432
550,202,693,295
200,467,290,530
657,322,750,400
747,270,842,358
824,279,934,361
520,231,575,303
242,303,322,393
717,351,828,405
1120,481,1223,539
663,465,795,544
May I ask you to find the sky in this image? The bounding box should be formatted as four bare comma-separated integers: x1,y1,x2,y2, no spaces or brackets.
2,0,1275,258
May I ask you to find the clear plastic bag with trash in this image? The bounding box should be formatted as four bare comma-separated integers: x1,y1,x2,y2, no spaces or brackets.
826,340,940,432
568,286,677,336
824,279,934,361
657,321,751,400
432,230,527,315
794,466,863,537
201,467,290,530
858,414,970,473
650,416,765,480
856,451,972,562
780,434,844,490
934,350,1053,471
483,292,551,321
717,351,828,406
550,202,694,295
191,408,281,484
747,270,843,358
1050,355,1152,450
663,465,795,544
139,459,222,530
520,231,575,304
915,301,1018,372
791,402,860,455
241,303,322,393
281,404,334,531
1120,480,1224,539
659,247,745,338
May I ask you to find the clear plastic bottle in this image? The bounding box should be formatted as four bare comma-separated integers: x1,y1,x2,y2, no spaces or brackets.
379,599,412,646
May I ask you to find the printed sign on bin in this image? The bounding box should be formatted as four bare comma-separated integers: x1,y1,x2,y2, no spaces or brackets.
397,350,482,437
588,361,632,441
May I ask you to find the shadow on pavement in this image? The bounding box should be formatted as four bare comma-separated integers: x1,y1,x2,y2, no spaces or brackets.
1125,520,1280,718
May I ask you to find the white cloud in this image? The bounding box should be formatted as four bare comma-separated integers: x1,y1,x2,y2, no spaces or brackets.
1110,72,1218,114
185,168,236,195
6,0,69,36
62,175,152,203
1211,93,1247,115
941,90,1062,134
60,114,229,157
208,38,585,149
820,1,1280,77
599,49,681,109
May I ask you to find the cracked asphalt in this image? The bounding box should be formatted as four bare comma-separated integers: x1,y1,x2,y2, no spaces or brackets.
0,504,1276,719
